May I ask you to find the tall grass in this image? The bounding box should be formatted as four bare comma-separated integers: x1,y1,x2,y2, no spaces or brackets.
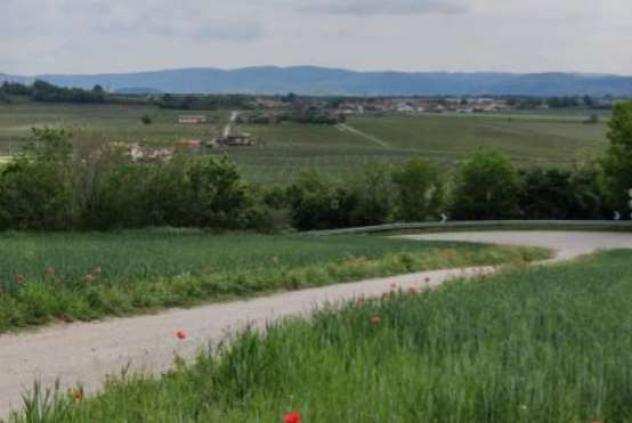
0,231,545,332
13,250,632,422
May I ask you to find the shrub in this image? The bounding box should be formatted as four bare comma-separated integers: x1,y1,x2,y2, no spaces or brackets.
391,158,444,221
517,166,608,219
567,163,610,219
141,115,153,125
0,129,271,231
0,128,79,229
350,164,395,226
518,168,576,219
450,149,520,220
602,101,632,215
287,171,357,230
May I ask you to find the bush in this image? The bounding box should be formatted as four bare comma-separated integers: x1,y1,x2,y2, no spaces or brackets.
518,168,576,219
348,164,395,226
0,128,78,229
517,166,609,219
602,101,632,215
287,171,357,230
392,158,444,221
0,129,271,231
450,149,520,220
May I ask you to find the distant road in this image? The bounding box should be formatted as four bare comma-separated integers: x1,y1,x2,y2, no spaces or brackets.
336,123,389,148
223,111,239,137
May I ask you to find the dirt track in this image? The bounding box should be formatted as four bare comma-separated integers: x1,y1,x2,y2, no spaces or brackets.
2,231,632,418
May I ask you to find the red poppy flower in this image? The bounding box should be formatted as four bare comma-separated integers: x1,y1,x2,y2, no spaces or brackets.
68,387,84,403
176,330,188,340
284,411,302,423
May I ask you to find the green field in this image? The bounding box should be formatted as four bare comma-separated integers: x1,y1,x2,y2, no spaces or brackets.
13,250,632,422
238,111,608,180
0,103,609,182
0,103,227,151
0,230,545,332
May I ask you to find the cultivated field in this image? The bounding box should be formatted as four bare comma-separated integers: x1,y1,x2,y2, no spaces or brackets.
0,103,228,152
237,111,608,181
11,249,632,422
0,230,545,332
0,103,608,182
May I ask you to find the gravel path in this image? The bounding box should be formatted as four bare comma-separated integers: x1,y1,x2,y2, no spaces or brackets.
1,231,632,419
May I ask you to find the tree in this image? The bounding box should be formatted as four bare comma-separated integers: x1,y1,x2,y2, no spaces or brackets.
450,149,520,220
602,101,632,213
391,158,445,221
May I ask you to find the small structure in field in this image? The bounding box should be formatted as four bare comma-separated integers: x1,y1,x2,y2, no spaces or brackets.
208,134,256,148
178,115,207,124
128,144,173,162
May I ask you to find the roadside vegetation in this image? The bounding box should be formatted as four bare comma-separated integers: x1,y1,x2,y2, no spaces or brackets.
0,231,547,332
12,250,632,422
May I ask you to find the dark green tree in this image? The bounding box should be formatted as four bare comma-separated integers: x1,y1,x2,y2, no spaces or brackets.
602,102,632,213
450,149,520,220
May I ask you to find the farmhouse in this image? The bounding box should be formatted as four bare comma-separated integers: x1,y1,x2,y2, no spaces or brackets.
178,115,207,124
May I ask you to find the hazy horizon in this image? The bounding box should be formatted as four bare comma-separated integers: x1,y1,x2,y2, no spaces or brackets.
5,65,632,79
3,1,631,76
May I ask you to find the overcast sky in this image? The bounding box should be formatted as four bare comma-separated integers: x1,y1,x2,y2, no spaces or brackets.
2,0,631,75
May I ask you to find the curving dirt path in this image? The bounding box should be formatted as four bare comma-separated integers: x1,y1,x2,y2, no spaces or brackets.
1,231,632,419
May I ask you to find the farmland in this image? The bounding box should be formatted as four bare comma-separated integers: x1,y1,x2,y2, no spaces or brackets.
0,102,609,182
12,249,632,422
0,230,546,332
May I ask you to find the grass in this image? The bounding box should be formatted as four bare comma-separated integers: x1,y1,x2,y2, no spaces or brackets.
0,230,546,333
237,113,608,181
0,102,608,182
0,103,228,151
13,249,632,422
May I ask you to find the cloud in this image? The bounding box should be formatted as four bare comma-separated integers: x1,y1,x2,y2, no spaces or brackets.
1,0,264,42
295,0,469,15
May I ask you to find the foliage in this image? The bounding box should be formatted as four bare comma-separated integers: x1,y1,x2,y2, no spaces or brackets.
349,164,395,226
391,158,444,221
0,129,268,231
140,114,152,125
156,94,254,110
450,149,520,220
0,128,78,229
31,80,106,103
286,171,357,230
602,101,632,213
518,165,609,220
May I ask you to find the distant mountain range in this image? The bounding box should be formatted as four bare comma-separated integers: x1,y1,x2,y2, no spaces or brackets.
2,66,632,96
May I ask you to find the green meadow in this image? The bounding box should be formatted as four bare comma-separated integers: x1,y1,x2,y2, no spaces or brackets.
0,230,545,332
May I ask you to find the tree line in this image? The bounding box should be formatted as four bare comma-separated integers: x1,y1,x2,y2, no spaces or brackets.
0,102,630,232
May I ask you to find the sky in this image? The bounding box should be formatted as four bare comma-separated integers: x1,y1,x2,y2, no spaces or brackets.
2,0,631,76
